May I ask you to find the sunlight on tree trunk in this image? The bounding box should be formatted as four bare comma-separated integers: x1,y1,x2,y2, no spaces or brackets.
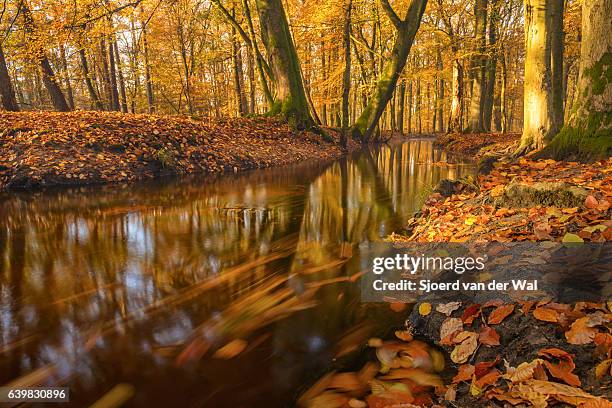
466,0,487,133
517,0,555,155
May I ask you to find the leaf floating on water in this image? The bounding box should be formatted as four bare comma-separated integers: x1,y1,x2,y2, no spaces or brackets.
89,384,135,408
213,339,248,359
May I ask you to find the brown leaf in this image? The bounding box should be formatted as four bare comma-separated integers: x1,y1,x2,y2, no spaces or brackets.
565,317,599,345
533,306,560,323
440,318,463,343
585,195,599,209
461,304,481,325
488,304,515,325
479,326,501,346
595,359,612,379
452,364,475,384
450,331,478,364
436,301,461,316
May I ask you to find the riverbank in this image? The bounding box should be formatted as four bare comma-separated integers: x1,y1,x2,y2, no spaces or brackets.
296,134,612,407
0,111,355,190
390,133,612,243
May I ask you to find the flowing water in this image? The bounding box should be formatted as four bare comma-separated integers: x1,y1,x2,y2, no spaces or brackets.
0,139,474,407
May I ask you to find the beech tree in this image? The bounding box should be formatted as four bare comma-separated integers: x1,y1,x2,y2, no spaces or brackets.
351,0,428,141
255,0,315,129
0,45,19,111
540,0,611,160
516,0,555,155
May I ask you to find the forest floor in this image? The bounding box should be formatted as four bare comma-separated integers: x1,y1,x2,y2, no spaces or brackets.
0,111,355,190
298,133,612,407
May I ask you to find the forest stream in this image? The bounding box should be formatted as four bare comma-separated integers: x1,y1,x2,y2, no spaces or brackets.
0,139,475,407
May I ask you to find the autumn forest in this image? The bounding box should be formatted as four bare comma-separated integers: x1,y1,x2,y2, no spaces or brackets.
0,0,611,407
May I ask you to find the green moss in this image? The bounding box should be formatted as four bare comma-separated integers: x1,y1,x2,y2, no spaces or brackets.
538,112,612,161
584,52,611,96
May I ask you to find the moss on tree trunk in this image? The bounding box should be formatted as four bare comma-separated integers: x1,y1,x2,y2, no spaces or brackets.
256,0,315,130
538,0,611,161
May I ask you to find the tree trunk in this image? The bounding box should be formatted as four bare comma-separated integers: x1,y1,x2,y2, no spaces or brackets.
500,52,508,133
20,2,70,112
550,0,565,134
246,46,256,113
398,81,406,134
448,58,464,132
59,45,75,110
436,48,444,132
108,36,120,111
517,0,555,155
482,0,499,132
113,39,128,113
407,80,413,133
143,26,155,113
256,0,314,129
540,0,611,160
0,44,20,111
341,0,352,148
350,0,428,141
79,48,104,110
466,0,487,132
231,14,248,116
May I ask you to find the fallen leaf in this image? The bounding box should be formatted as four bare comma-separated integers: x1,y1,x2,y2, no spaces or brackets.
452,364,475,384
440,318,463,343
595,359,612,379
533,306,560,323
418,303,432,316
565,317,599,345
488,304,515,325
479,326,501,346
450,331,478,364
461,304,481,325
436,301,461,316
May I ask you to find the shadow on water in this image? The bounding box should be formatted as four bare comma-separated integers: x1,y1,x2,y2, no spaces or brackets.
0,139,474,407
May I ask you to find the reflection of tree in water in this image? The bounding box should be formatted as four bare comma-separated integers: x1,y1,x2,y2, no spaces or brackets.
0,140,474,405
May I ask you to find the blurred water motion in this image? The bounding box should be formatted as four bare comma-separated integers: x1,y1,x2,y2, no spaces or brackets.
0,140,473,407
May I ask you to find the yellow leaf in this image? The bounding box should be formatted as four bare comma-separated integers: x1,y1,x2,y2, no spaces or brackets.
418,303,432,316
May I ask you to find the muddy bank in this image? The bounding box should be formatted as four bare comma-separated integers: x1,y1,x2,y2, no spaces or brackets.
0,111,355,190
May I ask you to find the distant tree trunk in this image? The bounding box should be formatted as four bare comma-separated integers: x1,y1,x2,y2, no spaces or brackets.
143,27,155,113
20,2,70,112
231,12,248,117
500,52,508,133
466,0,487,132
321,37,328,125
341,0,352,148
0,45,20,111
416,77,422,133
517,0,555,155
256,0,315,129
59,45,75,110
113,39,128,113
448,58,464,132
398,81,406,134
482,0,499,131
79,47,104,110
550,0,565,134
407,80,413,133
246,46,256,113
540,0,611,160
390,92,397,131
436,48,444,132
107,36,120,111
350,0,428,141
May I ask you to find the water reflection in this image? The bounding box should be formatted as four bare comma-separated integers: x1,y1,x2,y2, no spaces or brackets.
0,140,473,407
